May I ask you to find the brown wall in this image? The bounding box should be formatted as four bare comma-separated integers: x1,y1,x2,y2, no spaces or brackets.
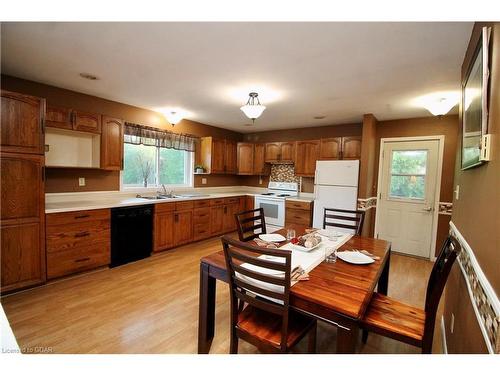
1,75,243,192
444,22,500,354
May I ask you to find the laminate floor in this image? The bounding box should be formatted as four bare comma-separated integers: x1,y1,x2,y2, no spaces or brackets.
1,235,441,354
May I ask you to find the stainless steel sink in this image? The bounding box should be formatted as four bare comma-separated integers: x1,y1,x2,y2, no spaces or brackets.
136,194,179,200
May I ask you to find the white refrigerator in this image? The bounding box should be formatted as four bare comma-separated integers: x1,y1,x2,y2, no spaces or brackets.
312,160,360,230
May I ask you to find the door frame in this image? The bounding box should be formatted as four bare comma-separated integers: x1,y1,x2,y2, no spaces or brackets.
374,135,445,261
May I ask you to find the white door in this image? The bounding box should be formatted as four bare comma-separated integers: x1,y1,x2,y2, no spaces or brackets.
376,139,440,258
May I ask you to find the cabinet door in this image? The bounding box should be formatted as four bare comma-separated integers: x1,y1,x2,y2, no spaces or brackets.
280,142,295,163
154,211,174,252
73,110,101,133
174,210,193,246
253,143,267,175
210,205,225,235
223,203,239,232
265,142,281,162
46,105,72,130
1,90,45,154
342,136,362,159
225,140,238,174
211,138,226,174
320,137,342,160
101,116,124,170
237,143,254,175
295,140,320,177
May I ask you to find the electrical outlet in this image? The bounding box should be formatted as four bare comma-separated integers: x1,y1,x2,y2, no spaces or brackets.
201,178,207,185
454,185,460,200
450,313,455,334
78,177,86,187
259,176,263,185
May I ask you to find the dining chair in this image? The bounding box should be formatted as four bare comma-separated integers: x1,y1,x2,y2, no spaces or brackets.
235,208,266,242
361,236,460,353
323,208,365,235
221,235,317,354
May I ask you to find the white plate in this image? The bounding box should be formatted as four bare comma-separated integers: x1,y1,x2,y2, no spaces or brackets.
318,229,345,238
289,242,322,252
337,251,374,265
259,233,286,242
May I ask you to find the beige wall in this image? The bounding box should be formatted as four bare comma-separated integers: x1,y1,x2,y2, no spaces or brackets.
443,22,500,353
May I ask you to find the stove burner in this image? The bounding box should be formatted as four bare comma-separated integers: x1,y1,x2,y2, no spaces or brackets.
261,192,275,195
277,194,291,197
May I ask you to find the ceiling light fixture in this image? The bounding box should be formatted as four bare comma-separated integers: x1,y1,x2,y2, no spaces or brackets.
414,91,460,116
240,92,266,123
164,111,184,127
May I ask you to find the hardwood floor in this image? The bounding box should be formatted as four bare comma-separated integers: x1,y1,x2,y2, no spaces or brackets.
1,234,440,354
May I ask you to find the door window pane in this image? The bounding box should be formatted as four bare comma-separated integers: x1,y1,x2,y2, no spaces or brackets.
159,148,186,185
123,143,157,186
389,150,427,199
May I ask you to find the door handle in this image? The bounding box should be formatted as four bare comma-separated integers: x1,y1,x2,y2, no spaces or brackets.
422,206,434,212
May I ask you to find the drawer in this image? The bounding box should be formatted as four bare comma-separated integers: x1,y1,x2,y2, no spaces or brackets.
194,207,210,224
175,201,194,211
46,219,110,253
193,223,211,240
285,200,312,211
194,199,211,208
285,208,311,225
155,202,175,213
47,241,110,279
210,198,225,206
225,197,240,204
46,209,110,226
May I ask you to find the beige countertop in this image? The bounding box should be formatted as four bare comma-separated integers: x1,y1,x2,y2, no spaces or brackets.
286,195,314,203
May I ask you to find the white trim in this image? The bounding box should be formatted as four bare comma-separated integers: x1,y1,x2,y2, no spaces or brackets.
441,316,448,354
449,221,500,354
374,135,445,260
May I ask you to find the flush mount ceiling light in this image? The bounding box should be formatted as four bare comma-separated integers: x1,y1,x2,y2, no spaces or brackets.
164,111,184,127
79,72,99,80
414,91,460,116
240,92,266,123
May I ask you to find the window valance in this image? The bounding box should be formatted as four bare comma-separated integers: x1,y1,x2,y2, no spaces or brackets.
124,122,198,152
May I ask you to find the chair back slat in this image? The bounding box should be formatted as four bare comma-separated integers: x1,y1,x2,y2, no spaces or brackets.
221,235,292,350
323,207,365,235
235,208,267,242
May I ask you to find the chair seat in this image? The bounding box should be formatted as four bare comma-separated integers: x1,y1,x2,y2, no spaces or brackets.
237,305,316,350
362,293,426,347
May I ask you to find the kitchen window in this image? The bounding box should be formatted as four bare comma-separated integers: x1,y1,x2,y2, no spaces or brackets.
121,122,196,189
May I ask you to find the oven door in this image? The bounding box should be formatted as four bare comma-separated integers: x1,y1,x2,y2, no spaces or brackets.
254,196,285,228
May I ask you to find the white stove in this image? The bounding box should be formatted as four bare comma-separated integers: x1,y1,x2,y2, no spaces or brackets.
254,182,298,231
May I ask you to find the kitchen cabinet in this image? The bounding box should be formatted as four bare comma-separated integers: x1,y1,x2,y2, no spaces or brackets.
285,200,313,226
101,116,124,170
73,110,101,134
193,206,211,241
153,203,175,252
264,142,281,162
280,142,295,163
342,136,362,160
320,137,342,160
199,137,238,174
210,205,225,235
265,142,295,163
1,90,45,155
237,143,254,175
45,209,110,279
45,105,73,130
223,197,240,232
253,143,269,175
294,140,320,177
173,201,194,246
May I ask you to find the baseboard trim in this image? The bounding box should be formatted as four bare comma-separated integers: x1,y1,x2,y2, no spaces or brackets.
449,221,500,354
440,316,448,354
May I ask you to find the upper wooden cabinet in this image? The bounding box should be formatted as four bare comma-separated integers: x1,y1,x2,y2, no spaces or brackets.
199,137,238,174
253,143,269,175
1,90,45,155
342,136,362,160
46,105,73,130
295,140,320,177
320,137,342,160
237,142,254,175
73,110,101,133
265,142,295,163
101,116,124,171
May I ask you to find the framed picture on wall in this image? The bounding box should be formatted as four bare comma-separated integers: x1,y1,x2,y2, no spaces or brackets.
461,26,491,170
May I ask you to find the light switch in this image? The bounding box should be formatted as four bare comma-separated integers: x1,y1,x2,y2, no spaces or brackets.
79,177,86,187
450,313,455,334
201,178,207,185
259,177,263,185
454,185,460,200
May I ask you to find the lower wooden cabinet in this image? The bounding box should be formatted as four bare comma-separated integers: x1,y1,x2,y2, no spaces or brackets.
173,210,193,246
193,207,211,240
210,205,225,235
285,200,313,227
223,201,240,232
154,211,175,252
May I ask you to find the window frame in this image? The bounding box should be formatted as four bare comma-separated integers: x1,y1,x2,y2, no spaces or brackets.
387,149,428,202
120,141,194,191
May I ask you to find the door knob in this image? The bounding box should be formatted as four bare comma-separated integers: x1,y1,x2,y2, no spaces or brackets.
422,206,434,212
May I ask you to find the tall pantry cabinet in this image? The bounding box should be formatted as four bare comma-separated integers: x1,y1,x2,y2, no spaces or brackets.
0,90,46,293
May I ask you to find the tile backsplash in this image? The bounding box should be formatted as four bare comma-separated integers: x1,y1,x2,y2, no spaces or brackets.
270,164,300,183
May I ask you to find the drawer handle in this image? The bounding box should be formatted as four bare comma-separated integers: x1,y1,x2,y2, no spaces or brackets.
75,214,90,219
75,231,90,238
75,257,91,263
199,214,207,217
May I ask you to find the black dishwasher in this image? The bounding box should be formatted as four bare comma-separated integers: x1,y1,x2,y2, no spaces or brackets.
111,205,153,268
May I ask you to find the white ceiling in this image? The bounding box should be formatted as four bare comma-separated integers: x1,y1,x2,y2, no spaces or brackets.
1,22,472,132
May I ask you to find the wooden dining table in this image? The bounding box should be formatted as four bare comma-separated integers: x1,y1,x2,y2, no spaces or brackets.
197,224,391,354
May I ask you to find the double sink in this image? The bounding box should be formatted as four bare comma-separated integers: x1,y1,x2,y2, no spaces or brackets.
136,193,211,201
